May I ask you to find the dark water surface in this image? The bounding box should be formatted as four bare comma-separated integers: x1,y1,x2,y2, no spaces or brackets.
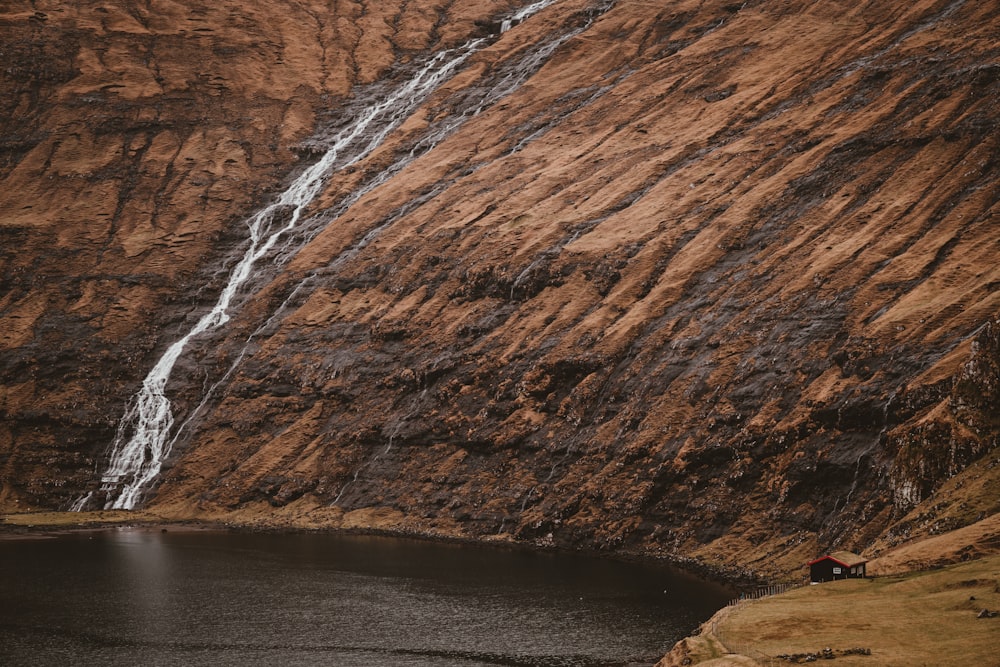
0,529,731,666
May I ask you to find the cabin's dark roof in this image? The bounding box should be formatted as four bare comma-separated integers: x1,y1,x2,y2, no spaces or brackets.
808,550,868,568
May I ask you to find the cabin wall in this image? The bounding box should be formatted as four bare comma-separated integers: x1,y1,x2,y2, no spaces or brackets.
810,560,866,583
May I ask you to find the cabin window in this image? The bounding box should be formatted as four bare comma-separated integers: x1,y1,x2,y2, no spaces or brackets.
833,567,842,575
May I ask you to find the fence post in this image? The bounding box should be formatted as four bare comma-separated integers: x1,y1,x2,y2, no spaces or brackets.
717,580,803,664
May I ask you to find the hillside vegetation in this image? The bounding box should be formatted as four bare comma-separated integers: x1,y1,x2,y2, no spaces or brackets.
1,0,997,577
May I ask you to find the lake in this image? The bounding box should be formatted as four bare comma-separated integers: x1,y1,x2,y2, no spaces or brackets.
0,528,731,666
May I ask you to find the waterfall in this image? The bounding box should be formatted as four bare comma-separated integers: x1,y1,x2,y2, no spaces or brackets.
501,0,556,31
76,0,611,511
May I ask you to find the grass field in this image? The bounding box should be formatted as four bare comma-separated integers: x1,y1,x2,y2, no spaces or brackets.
668,554,1000,666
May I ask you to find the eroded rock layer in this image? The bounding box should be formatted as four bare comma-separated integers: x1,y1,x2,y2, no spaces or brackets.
2,0,998,575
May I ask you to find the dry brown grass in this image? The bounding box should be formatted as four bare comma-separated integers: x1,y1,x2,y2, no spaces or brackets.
703,554,1000,666
870,513,1000,577
0,510,207,538
1,510,152,527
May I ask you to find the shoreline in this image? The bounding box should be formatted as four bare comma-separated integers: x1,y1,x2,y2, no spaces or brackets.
3,508,740,664
0,509,753,589
658,515,1000,666
7,509,999,665
0,512,227,541
659,552,1000,666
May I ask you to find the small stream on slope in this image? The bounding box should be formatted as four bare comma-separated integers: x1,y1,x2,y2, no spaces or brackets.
73,0,616,511
0,530,731,667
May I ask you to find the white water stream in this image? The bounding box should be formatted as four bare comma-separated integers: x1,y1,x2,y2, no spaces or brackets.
75,0,610,511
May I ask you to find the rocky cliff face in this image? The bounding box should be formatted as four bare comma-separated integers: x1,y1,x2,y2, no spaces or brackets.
2,0,998,576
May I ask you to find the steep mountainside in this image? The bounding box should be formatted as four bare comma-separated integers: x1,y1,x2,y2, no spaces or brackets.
2,0,998,576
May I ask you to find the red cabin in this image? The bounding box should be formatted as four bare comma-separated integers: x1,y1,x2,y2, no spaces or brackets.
809,551,868,583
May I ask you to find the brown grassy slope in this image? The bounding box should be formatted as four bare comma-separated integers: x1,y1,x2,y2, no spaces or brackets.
148,0,998,570
661,550,1000,666
0,0,528,505
1,0,998,577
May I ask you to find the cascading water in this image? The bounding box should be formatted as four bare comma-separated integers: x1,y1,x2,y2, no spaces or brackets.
74,0,613,511
87,40,492,511
501,0,557,31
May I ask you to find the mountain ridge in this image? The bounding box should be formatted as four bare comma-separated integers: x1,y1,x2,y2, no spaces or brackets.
1,0,997,577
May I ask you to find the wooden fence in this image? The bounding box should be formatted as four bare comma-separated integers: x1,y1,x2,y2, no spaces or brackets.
726,582,797,607
711,582,800,666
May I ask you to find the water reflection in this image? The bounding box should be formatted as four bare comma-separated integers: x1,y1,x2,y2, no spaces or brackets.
0,530,731,666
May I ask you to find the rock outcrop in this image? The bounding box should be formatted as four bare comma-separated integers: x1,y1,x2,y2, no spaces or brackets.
2,0,998,576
